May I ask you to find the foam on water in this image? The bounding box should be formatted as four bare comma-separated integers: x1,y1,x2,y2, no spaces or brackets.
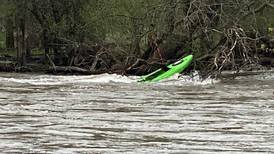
0,75,64,86
0,72,218,86
0,73,136,86
1,70,273,87
155,71,219,86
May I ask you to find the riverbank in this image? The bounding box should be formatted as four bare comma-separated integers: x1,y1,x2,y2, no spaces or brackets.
0,54,273,79
1,45,274,77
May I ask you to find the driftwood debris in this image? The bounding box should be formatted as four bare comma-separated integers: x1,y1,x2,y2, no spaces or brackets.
218,69,274,79
44,41,121,75
48,66,91,75
0,61,16,72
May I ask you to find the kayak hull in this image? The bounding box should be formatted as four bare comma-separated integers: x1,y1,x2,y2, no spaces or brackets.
139,55,193,82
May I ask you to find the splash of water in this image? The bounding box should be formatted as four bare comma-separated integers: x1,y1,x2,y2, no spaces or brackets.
153,71,219,86
0,72,220,86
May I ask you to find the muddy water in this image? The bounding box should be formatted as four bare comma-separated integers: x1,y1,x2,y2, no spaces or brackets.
0,72,273,154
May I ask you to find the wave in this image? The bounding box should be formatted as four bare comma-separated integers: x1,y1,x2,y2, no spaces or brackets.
152,71,219,86
0,72,218,86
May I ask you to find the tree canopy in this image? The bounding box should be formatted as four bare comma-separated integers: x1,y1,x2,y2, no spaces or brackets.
0,0,274,75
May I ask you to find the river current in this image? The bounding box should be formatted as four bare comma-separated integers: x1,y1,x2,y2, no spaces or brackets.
0,72,273,154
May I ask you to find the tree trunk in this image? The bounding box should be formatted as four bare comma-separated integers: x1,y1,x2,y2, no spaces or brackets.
16,18,26,66
131,18,142,56
43,29,49,61
20,18,26,66
165,0,176,35
161,0,177,40
26,37,31,58
5,17,15,49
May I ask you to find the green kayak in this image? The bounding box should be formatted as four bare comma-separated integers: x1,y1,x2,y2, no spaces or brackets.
138,54,193,82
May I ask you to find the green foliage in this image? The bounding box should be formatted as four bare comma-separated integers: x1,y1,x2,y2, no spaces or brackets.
0,1,15,18
82,0,161,51
1,0,274,58
0,49,16,56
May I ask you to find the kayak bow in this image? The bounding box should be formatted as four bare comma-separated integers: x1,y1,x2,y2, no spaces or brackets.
139,54,193,82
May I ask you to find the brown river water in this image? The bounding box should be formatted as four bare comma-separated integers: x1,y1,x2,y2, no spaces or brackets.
0,72,273,154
